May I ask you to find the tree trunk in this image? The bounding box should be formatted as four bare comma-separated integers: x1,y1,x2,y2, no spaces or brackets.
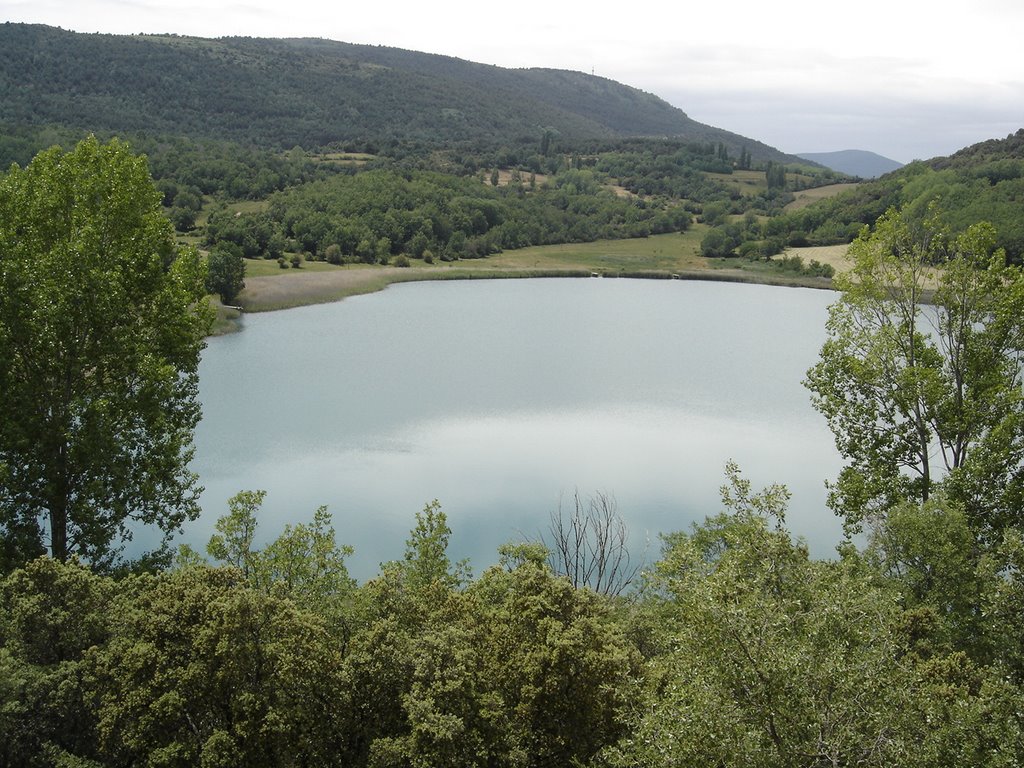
50,499,68,561
48,439,70,561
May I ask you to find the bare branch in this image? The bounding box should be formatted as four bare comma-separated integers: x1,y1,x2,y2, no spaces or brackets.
543,490,644,597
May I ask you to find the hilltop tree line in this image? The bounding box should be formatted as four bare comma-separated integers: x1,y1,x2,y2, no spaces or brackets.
0,24,804,160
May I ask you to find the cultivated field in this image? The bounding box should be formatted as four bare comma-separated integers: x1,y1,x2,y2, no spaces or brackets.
784,183,859,212
784,243,852,273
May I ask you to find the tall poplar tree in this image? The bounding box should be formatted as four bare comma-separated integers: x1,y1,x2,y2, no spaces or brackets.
805,207,1024,540
0,136,211,569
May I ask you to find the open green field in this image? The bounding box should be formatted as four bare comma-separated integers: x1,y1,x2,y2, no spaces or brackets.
462,229,707,273
242,258,350,277
704,170,767,196
310,151,376,164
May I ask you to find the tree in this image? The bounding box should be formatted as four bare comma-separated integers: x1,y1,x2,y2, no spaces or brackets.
0,137,211,568
765,161,787,190
200,490,356,618
738,145,752,170
805,207,1024,539
700,225,738,257
205,241,246,304
602,464,1023,768
0,558,115,765
542,490,642,596
88,566,349,767
399,499,468,593
204,489,264,579
373,558,640,768
865,494,995,662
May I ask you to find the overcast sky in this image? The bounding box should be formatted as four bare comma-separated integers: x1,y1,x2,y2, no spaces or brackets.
4,0,1023,162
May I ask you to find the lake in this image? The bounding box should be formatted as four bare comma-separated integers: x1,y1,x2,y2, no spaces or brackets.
184,277,845,580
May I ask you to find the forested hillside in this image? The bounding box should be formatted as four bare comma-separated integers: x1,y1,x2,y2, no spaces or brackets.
762,129,1024,259
0,23,856,280
0,23,794,161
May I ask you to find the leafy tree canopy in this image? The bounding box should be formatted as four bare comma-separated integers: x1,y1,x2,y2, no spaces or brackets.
0,136,211,570
805,207,1024,542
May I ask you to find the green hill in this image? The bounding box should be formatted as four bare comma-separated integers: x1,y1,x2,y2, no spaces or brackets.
770,130,1024,259
0,23,796,161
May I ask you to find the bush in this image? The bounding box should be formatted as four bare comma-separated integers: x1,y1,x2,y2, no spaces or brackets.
737,241,761,260
700,227,738,258
324,244,343,265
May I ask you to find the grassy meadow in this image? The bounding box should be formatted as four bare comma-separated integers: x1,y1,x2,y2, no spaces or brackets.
214,228,850,332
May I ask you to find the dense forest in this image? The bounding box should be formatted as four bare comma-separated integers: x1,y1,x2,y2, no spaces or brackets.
0,122,845,275
0,24,856,279
0,23,796,159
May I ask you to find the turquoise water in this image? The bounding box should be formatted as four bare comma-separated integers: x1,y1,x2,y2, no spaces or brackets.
183,278,843,579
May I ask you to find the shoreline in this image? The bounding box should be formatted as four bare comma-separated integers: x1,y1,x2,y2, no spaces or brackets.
213,264,836,334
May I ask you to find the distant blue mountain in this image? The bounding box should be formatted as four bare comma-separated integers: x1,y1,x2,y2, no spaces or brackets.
797,150,904,179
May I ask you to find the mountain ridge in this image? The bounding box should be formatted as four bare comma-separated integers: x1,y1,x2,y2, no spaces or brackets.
796,150,903,178
0,23,803,163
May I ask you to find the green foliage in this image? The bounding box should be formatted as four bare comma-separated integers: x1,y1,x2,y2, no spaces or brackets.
700,224,741,257
0,558,113,766
88,566,349,767
764,160,787,190
384,561,641,768
769,130,1024,260
0,471,1022,766
205,242,246,303
805,207,1024,539
209,167,690,264
0,24,799,158
771,254,835,278
205,489,264,577
203,490,356,617
1,26,1023,767
986,529,1024,682
865,495,995,661
0,136,211,569
204,208,280,257
602,465,1023,768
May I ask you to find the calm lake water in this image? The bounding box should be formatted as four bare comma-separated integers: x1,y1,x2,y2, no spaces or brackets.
182,278,845,580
